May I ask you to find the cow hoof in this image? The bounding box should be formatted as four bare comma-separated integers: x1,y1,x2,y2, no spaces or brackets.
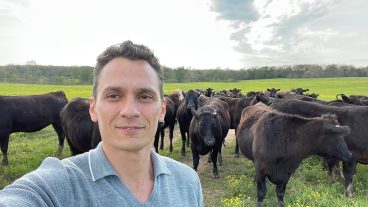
234,153,240,158
181,153,186,157
345,184,355,198
212,174,219,179
256,202,263,207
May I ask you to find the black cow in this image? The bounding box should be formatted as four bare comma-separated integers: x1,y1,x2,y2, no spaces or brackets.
271,99,368,197
291,87,309,95
229,88,242,98
60,98,101,156
176,90,200,156
237,103,351,207
0,91,68,166
189,98,230,179
154,95,177,153
217,94,270,157
265,88,280,98
204,88,214,97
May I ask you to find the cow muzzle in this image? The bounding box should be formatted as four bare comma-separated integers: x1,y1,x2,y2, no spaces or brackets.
205,138,216,147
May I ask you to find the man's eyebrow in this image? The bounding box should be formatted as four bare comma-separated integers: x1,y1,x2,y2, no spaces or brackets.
102,86,122,93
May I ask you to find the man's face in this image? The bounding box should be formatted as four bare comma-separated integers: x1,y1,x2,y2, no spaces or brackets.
89,57,166,153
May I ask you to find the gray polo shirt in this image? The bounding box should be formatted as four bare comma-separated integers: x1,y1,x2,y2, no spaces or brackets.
0,143,204,207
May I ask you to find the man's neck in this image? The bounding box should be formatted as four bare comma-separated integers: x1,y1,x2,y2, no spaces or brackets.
102,143,155,203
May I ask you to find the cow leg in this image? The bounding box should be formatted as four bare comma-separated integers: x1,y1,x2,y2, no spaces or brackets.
342,160,357,197
207,151,212,163
180,127,187,157
0,133,10,166
255,162,267,207
52,122,65,156
159,128,165,150
234,129,240,158
192,151,200,171
153,130,160,153
218,145,223,166
169,124,174,152
186,132,190,147
276,181,288,207
211,149,219,179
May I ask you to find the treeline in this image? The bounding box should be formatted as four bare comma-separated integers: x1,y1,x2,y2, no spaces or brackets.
1,64,368,84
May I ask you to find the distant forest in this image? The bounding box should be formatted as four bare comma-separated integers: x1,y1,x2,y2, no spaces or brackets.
1,64,368,85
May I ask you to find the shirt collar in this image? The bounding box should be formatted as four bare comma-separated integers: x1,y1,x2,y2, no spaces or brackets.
88,142,171,182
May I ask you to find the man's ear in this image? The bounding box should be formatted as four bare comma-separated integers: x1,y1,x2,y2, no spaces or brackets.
159,97,167,122
89,97,98,122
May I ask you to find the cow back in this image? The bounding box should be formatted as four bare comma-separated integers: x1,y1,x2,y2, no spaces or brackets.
0,91,68,133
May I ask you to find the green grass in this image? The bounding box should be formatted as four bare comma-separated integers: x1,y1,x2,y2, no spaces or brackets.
1,77,368,206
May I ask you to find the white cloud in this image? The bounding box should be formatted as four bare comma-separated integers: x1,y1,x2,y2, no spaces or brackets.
211,0,368,67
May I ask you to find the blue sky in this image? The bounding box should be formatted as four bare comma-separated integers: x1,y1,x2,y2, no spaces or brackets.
1,0,367,69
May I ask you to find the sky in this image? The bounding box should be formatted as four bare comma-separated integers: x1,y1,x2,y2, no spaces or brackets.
1,0,367,69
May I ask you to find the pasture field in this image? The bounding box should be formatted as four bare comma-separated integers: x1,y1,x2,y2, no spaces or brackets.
1,77,368,206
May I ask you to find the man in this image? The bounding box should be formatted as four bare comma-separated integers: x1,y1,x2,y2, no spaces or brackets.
0,41,204,206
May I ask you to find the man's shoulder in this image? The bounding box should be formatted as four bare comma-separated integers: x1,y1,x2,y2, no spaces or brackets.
158,155,199,180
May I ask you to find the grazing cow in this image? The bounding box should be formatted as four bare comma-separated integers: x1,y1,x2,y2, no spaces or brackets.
217,94,270,156
60,98,101,156
189,98,230,179
154,95,176,153
237,103,351,207
0,91,68,166
271,99,368,197
176,90,200,156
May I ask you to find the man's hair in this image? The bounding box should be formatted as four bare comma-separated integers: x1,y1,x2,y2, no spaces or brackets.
93,40,163,99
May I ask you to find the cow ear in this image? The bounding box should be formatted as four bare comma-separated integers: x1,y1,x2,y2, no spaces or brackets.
191,107,199,120
277,89,280,91
329,125,350,137
291,89,295,92
267,88,271,91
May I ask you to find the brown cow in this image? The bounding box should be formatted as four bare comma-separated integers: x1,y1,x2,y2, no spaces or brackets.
237,103,351,207
271,99,368,197
217,94,270,156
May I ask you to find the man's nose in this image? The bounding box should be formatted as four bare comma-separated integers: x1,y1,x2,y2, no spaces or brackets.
119,96,139,117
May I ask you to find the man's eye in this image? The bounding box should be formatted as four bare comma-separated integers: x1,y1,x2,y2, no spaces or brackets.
139,94,154,102
106,94,120,101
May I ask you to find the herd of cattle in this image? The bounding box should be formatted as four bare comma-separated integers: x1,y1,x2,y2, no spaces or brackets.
1,87,368,206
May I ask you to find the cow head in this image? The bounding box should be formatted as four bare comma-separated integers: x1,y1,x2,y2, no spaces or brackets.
184,90,200,111
266,88,280,98
191,108,218,147
205,88,214,97
229,88,241,98
319,115,352,161
255,93,271,106
291,88,309,95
